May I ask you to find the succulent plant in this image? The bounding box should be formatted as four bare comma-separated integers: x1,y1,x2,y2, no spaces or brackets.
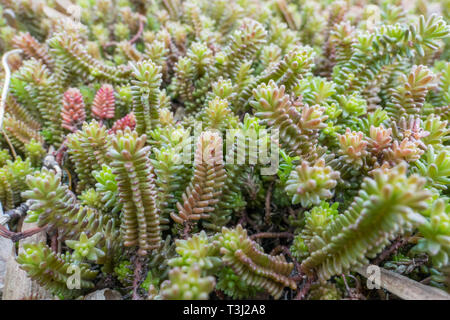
0,0,449,301
66,232,105,262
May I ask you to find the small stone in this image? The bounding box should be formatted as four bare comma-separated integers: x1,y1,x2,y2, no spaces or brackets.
0,236,13,293
84,289,122,300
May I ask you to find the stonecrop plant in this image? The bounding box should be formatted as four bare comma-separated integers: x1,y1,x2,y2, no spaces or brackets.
0,0,449,301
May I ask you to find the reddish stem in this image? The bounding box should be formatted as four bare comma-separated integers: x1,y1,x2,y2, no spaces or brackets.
0,224,45,242
54,138,68,166
132,256,144,300
373,236,409,265
51,232,58,253
250,232,293,240
129,18,145,45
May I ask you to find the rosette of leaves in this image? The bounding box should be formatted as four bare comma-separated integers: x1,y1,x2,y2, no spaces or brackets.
168,231,221,273
130,60,162,137
61,88,86,132
160,264,215,300
274,149,300,208
93,164,122,216
329,128,370,177
414,146,450,190
335,93,367,120
290,236,309,262
293,77,336,107
79,188,103,210
146,235,177,291
170,42,215,111
421,115,450,149
385,65,436,119
150,128,191,230
250,80,327,159
66,232,105,263
356,108,389,136
12,32,54,69
332,15,449,95
170,131,227,226
2,115,43,153
366,125,392,156
216,266,263,299
107,128,161,255
238,45,315,108
0,157,34,211
47,33,131,84
4,95,41,136
412,198,450,268
66,120,110,192
91,84,116,121
389,116,428,148
285,159,340,207
301,201,339,249
301,163,431,282
0,150,11,167
10,59,63,145
197,97,239,132
109,113,136,134
204,115,266,230
22,168,110,241
24,139,46,167
217,225,296,299
3,0,450,301
384,138,425,165
216,18,266,81
16,243,97,299
205,77,236,105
